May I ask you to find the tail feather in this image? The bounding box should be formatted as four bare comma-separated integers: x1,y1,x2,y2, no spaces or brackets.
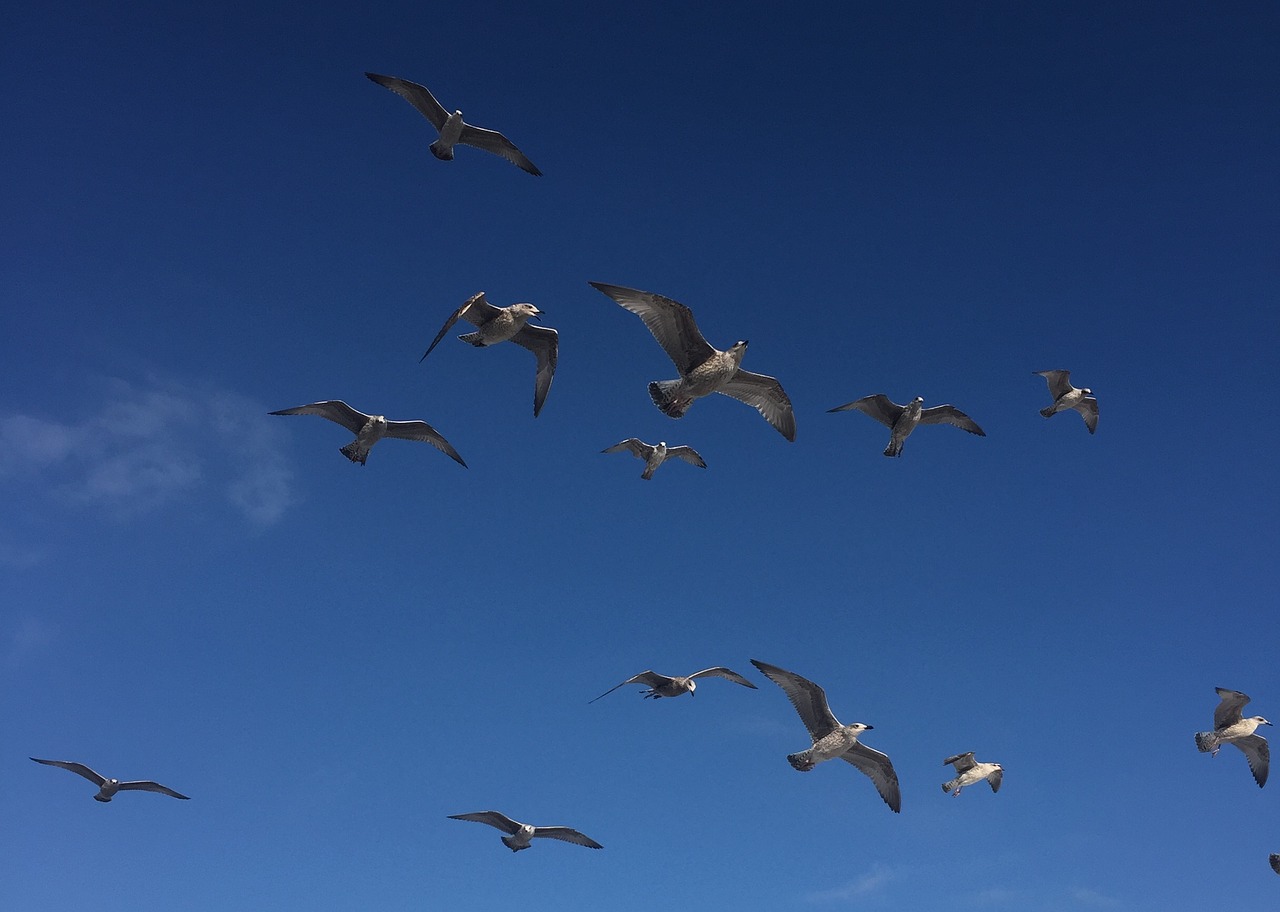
1195,731,1219,753
883,439,903,457
429,141,454,161
649,380,691,418
339,443,369,465
942,778,958,794
458,331,487,347
787,750,815,772
1040,405,1056,418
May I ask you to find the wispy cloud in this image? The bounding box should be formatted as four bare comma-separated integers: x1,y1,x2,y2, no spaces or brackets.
1071,888,1122,908
0,376,293,526
4,616,57,669
806,863,896,903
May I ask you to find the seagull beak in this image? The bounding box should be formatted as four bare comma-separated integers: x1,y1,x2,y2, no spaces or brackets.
863,724,874,730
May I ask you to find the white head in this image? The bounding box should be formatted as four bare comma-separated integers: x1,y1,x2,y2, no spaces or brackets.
1252,716,1273,726
728,340,749,365
685,679,697,696
913,396,924,404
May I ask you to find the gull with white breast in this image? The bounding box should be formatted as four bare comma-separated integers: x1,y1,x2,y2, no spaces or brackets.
1195,687,1271,787
941,752,1003,796
448,810,602,852
589,666,757,703
601,438,706,480
1034,370,1098,434
31,757,190,802
828,394,985,457
269,400,466,467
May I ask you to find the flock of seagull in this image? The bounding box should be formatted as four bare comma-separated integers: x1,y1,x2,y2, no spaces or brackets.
29,71,1275,880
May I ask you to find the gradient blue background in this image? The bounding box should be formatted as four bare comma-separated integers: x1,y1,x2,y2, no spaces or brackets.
3,2,1277,909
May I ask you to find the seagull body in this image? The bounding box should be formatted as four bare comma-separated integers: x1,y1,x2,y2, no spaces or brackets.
1034,370,1098,434
269,400,466,467
1195,687,1271,787
750,659,901,812
589,666,757,703
448,810,602,852
421,293,558,417
601,438,706,480
364,73,541,175
589,282,796,441
828,394,985,457
31,758,190,802
941,752,1003,796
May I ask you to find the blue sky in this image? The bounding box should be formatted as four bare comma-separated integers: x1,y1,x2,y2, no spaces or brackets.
3,2,1278,909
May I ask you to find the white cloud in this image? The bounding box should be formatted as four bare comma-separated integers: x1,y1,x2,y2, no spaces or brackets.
806,863,895,903
1071,888,1122,908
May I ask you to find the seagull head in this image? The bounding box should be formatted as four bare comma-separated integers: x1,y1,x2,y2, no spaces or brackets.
1082,388,1093,395
686,679,697,696
513,303,543,322
913,396,924,404
728,340,749,363
849,722,872,734
1253,716,1273,726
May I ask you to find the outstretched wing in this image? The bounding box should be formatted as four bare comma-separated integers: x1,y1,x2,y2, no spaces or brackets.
448,810,522,835
510,324,558,417
421,292,498,362
1034,369,1074,400
588,670,672,704
717,370,797,441
750,659,840,740
269,400,370,435
1075,397,1099,434
365,72,449,131
943,751,976,772
988,768,1003,793
1213,687,1251,729
841,741,902,813
1233,734,1269,788
383,420,467,467
589,282,715,374
828,394,903,428
918,404,985,436
667,446,707,468
31,758,106,787
602,439,651,459
531,826,603,849
458,124,542,176
118,780,190,799
687,667,756,688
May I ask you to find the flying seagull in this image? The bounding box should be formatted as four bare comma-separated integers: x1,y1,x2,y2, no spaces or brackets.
1034,370,1098,434
589,282,796,441
448,810,602,852
421,292,558,417
589,666,757,703
269,400,466,467
1270,853,1280,875
365,73,541,175
601,438,707,480
31,758,189,802
750,659,901,812
1194,687,1271,787
941,752,1003,796
828,394,985,457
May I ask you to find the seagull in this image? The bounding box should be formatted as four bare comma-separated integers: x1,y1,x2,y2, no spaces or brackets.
601,439,707,480
1034,370,1098,434
941,752,1003,796
750,659,900,812
269,400,466,467
421,293,558,417
448,811,602,852
1194,687,1271,787
364,73,541,175
828,394,985,457
588,666,757,703
31,758,190,802
589,282,796,441
1270,853,1280,875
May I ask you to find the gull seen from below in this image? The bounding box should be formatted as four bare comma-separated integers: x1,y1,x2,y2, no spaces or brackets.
828,394,985,457
1034,370,1098,434
448,810,602,852
750,659,901,812
589,282,796,441
941,752,1004,796
31,757,190,802
1270,854,1280,875
601,438,707,480
421,293,558,417
269,400,467,467
588,666,757,703
364,73,542,175
1194,687,1271,787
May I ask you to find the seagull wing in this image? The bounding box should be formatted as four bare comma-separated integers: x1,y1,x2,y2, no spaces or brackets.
841,741,902,813
588,670,672,703
828,394,903,428
602,439,652,459
457,124,542,176
1214,688,1251,728
382,420,467,467
1075,396,1099,434
943,751,976,772
717,370,797,441
510,324,558,417
987,768,1003,793
1270,853,1280,875
531,826,603,849
918,404,986,436
365,73,449,131
118,780,190,799
588,282,715,374
687,666,757,688
269,400,370,435
1233,734,1269,788
448,810,522,834
666,446,707,468
31,758,107,787
750,659,840,740
1034,369,1074,400
421,292,496,362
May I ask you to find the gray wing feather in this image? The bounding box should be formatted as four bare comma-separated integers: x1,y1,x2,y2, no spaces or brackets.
383,420,467,467
717,370,797,441
365,73,449,131
421,292,496,361
602,439,652,459
448,810,522,834
840,741,902,813
667,446,707,468
943,751,976,772
510,324,558,416
458,124,542,176
1034,369,1073,400
1214,688,1251,729
1075,397,1099,434
687,666,757,688
588,282,715,374
31,758,107,787
828,394,903,428
268,400,370,435
918,404,986,435
531,826,603,848
988,768,1003,793
1233,734,1270,788
750,659,840,740
588,670,671,703
118,780,190,799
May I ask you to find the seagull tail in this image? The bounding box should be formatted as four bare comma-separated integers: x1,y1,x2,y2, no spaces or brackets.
1194,731,1220,753
787,750,816,772
500,835,529,852
339,443,369,465
649,380,690,418
429,141,454,161
941,777,959,794
883,439,903,457
641,466,656,480
1039,405,1056,418
457,331,487,347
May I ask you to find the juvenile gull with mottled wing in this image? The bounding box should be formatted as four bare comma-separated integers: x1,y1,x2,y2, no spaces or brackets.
269,400,466,467
1194,687,1271,787
31,758,190,802
448,810,602,852
601,438,707,480
1034,370,1098,434
941,751,1003,796
828,394,984,457
589,666,757,703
